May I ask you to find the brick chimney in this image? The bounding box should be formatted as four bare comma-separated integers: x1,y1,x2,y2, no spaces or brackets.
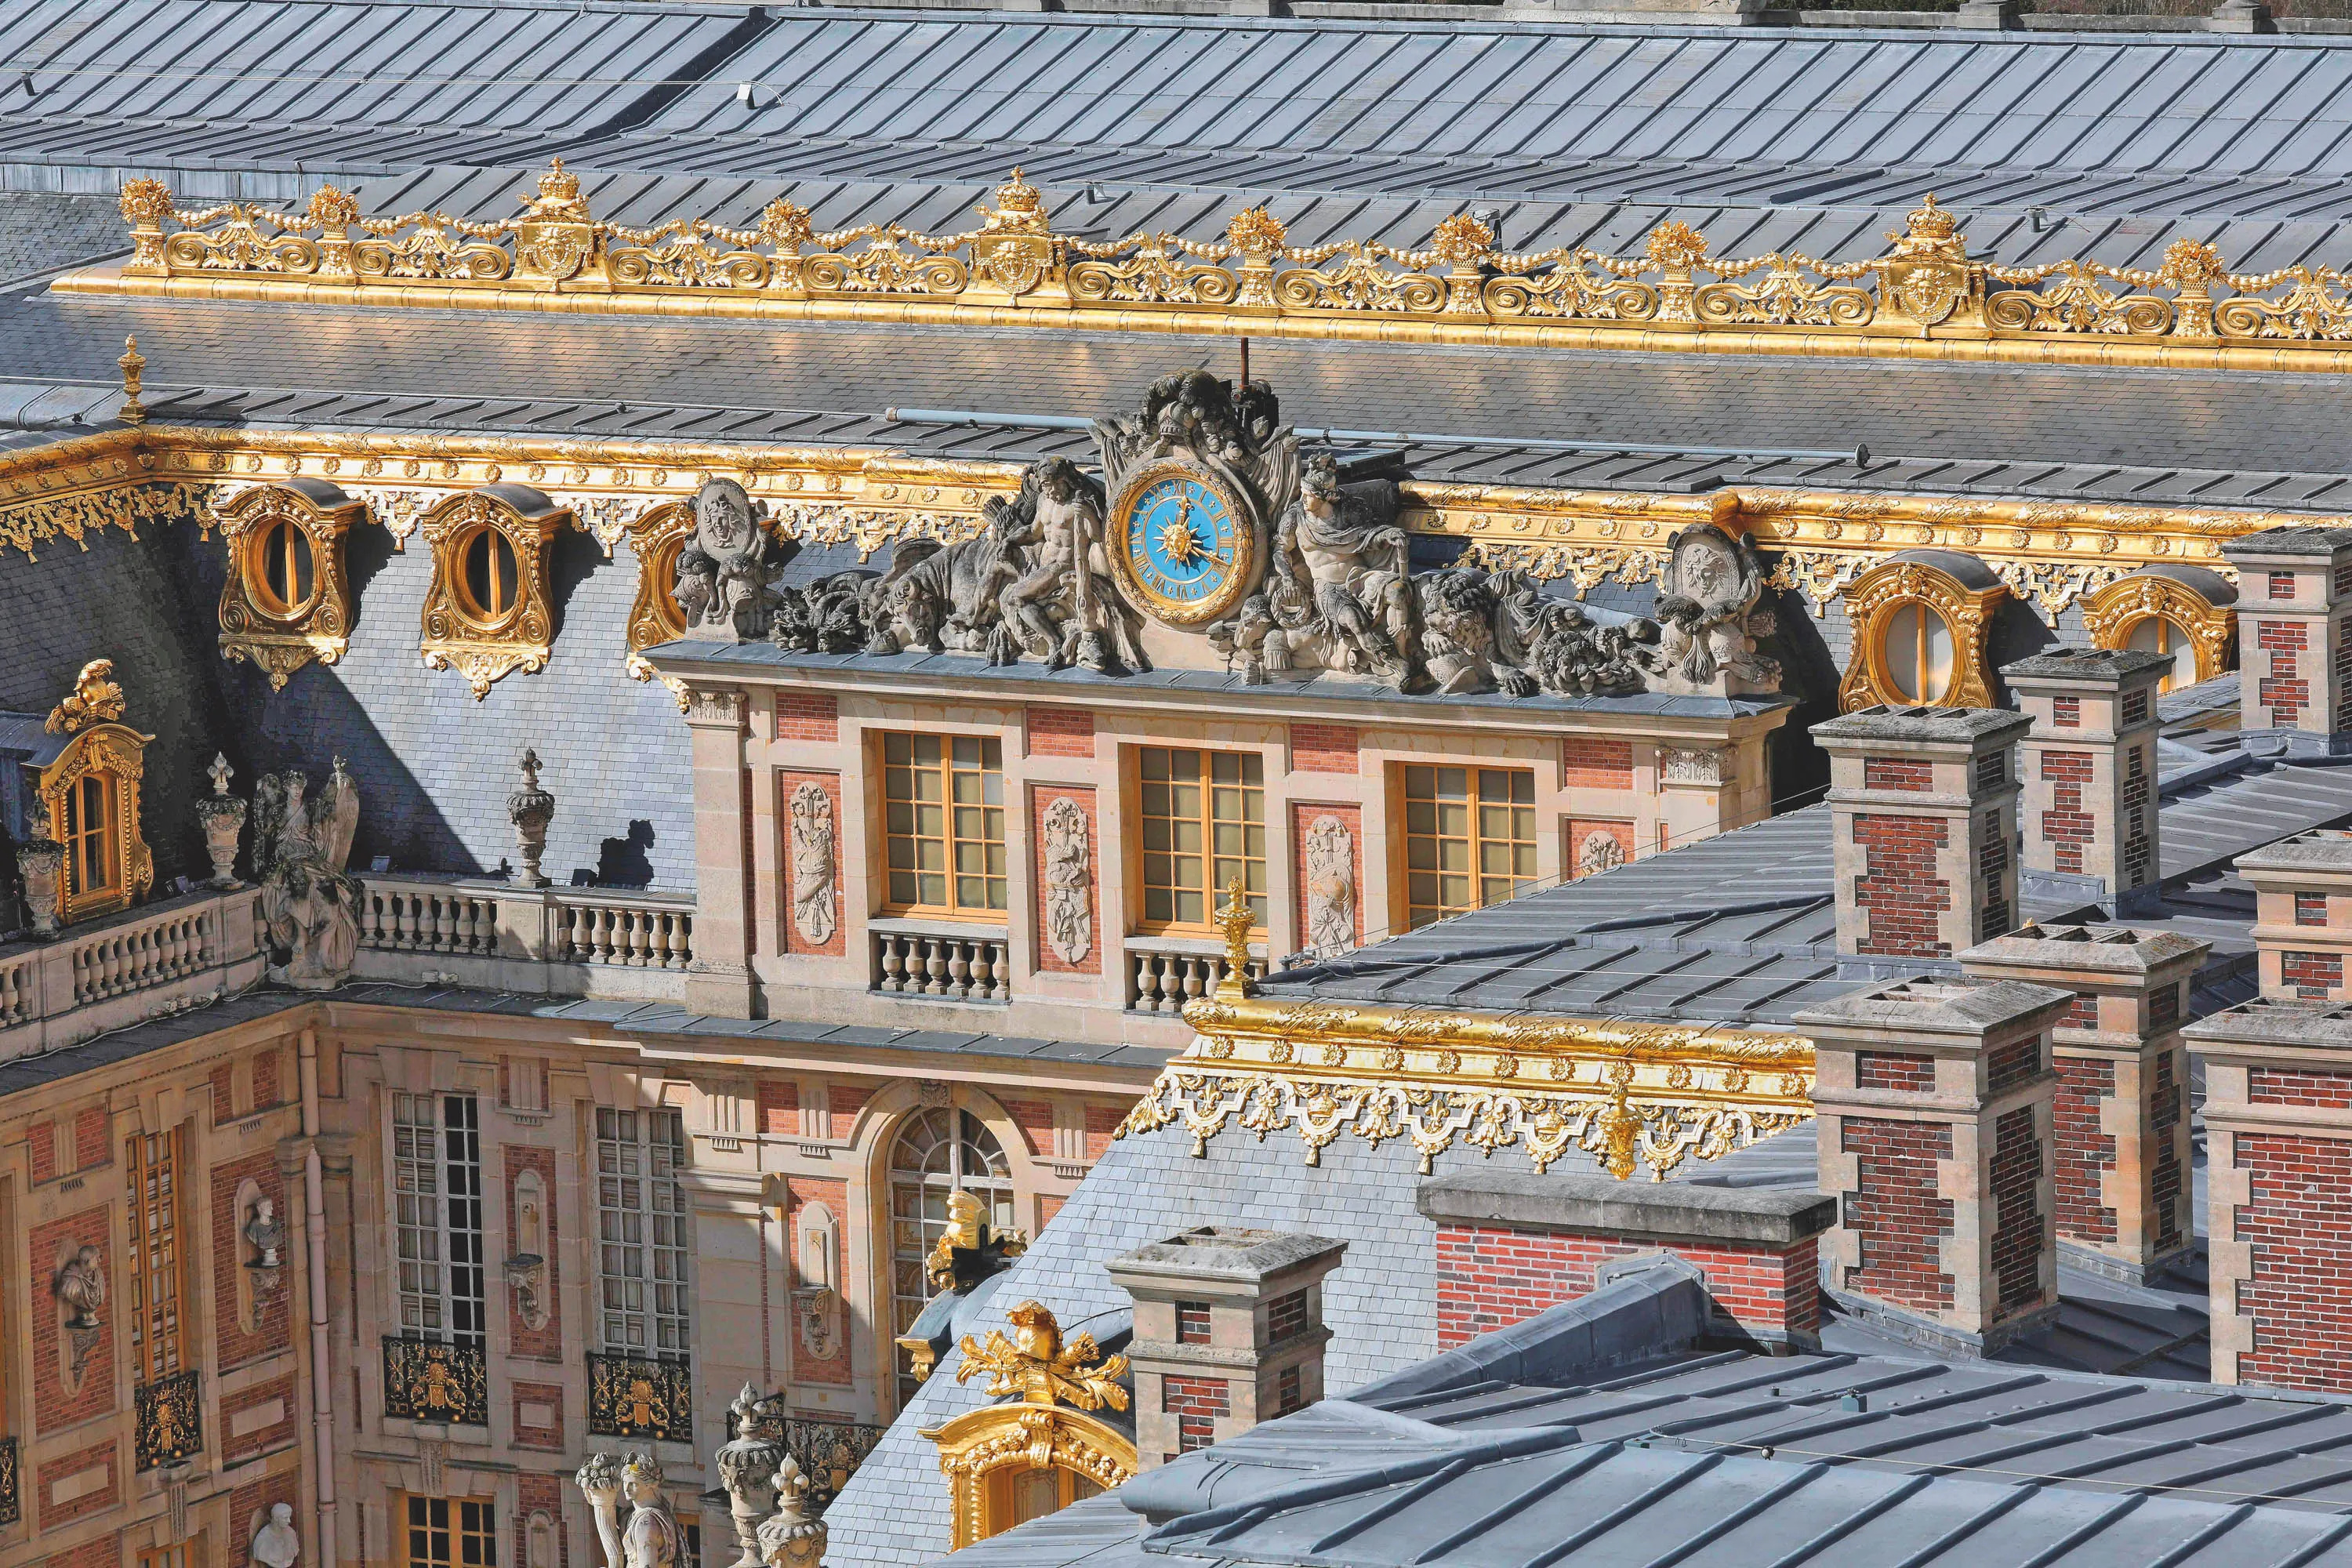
2000,648,2168,916
1813,706,2031,963
2222,524,2352,748
1960,924,2209,1285
1105,1227,1345,1468
1797,976,2070,1354
1417,1169,1835,1353
2236,830,2352,1003
2184,997,2352,1391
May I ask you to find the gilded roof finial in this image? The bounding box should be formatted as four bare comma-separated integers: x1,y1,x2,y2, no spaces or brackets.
955,1300,1130,1411
975,166,1047,233
116,334,145,426
46,659,125,735
1215,875,1256,999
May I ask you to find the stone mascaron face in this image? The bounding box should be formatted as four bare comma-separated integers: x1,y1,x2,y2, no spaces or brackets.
1114,463,1252,626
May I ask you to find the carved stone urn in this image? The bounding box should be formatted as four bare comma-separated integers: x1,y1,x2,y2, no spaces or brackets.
716,1385,789,1568
506,749,555,889
196,753,247,888
16,804,65,938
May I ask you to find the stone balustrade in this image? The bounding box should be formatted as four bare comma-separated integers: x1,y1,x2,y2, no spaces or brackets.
869,920,1011,1004
353,874,695,1000
1127,937,1269,1014
0,886,268,1063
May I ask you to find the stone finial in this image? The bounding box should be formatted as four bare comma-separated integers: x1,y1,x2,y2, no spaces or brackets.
197,752,249,889
1215,877,1256,998
716,1385,788,1568
16,801,66,939
506,748,554,888
117,335,146,426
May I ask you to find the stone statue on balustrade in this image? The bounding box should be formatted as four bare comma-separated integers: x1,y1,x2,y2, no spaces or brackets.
673,479,776,640
252,757,360,990
577,1453,684,1568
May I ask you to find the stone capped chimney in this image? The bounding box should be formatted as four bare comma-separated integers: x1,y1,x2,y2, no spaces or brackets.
1960,924,2208,1285
2184,997,2352,1391
1105,1227,1345,1468
1813,706,2031,962
2236,829,2352,1003
2221,524,2352,746
1798,976,2070,1354
2000,648,2168,915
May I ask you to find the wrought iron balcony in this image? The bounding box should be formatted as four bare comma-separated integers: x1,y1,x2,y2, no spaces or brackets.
382,1336,489,1427
782,1418,887,1513
0,1434,19,1527
135,1369,205,1470
586,1352,692,1442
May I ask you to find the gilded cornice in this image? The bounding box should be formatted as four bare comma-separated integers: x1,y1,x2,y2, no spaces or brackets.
71,177,2352,375
1117,995,1815,1181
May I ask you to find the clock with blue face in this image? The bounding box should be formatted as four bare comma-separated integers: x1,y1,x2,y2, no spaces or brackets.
1109,459,1258,626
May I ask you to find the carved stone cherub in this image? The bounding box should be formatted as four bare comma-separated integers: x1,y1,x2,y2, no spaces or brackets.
673,479,773,640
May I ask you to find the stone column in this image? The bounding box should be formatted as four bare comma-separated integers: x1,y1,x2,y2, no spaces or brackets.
1960,924,2208,1284
684,687,757,1018
2235,829,2352,1003
1105,1227,1345,1469
1813,706,2031,961
2222,524,2352,747
1798,976,2070,1355
2001,649,2168,915
2185,998,2352,1391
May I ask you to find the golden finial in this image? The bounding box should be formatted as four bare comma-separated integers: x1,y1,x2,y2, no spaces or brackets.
116,336,145,426
1215,875,1256,998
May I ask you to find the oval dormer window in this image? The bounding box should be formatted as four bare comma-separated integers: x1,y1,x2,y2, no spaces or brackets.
249,513,318,619
456,526,522,628
2124,614,2194,695
1882,601,1956,703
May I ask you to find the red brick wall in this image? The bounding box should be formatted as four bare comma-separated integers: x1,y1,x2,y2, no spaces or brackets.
1290,724,1359,775
758,1080,799,1134
1856,1053,1933,1091
1000,1100,1054,1158
1164,1374,1229,1454
1036,1194,1066,1232
826,1083,872,1141
31,1210,114,1433
1434,1224,1820,1348
1035,786,1101,975
506,1145,563,1359
37,1439,118,1530
252,1047,283,1110
2257,620,2310,725
29,1119,56,1184
1084,1104,1123,1162
1027,706,1095,759
2122,742,2154,888
1563,738,1633,789
513,1381,566,1452
1986,1036,2043,1097
2236,1132,2352,1391
519,1471,570,1568
780,771,845,956
2281,950,2344,999
29,1534,121,1568
219,1373,299,1465
2054,1057,2118,1245
212,1150,292,1370
788,1176,852,1385
2152,1049,2185,1252
1989,1106,2047,1314
72,1107,109,1171
210,1061,237,1123
1863,758,1933,792
227,1470,300,1555
779,691,840,742
2250,1067,2352,1106
1851,815,1951,957
1292,801,1363,949
1839,1120,1955,1312
2039,749,2094,875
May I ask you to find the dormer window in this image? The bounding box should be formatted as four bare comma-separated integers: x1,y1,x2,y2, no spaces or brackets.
215,480,363,689
63,770,123,906
19,659,155,926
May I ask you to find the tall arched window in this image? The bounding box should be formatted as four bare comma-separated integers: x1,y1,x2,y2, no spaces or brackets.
889,1108,1014,1406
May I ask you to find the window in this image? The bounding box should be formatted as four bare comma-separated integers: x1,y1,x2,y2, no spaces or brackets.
595,1108,691,1359
1402,767,1535,930
126,1129,183,1383
2125,615,2196,695
405,1496,498,1568
1139,749,1265,930
987,1466,1101,1534
890,1108,1014,1408
1882,602,1955,703
882,735,1007,916
392,1094,486,1348
249,513,318,618
456,528,521,625
62,771,122,906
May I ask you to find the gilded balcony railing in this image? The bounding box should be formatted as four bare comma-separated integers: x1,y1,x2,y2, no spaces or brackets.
586,1352,692,1442
382,1336,490,1426
90,167,2352,366
135,1369,204,1470
781,1418,887,1512
0,1435,19,1527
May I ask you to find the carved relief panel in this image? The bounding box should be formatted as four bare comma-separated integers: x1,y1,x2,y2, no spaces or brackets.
419,485,569,699
213,479,365,688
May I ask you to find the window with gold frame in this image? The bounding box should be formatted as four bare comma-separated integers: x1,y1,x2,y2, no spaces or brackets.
418,486,568,700
2080,568,2237,695
1138,747,1265,931
402,1494,499,1568
34,680,154,927
212,478,364,690
1401,765,1537,930
127,1128,185,1384
881,734,1007,918
1836,553,2008,713
137,1544,192,1568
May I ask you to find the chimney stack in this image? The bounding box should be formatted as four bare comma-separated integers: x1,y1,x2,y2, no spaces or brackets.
1105,1228,1345,1469
1798,977,2069,1355
2002,649,2168,916
2236,829,2352,1003
1961,924,2208,1285
1813,706,2031,962
2221,524,2352,750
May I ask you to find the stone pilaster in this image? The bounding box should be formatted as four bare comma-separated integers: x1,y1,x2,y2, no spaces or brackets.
1960,923,2208,1284
1798,976,2069,1354
2235,829,2352,1003
2222,524,2352,746
1814,706,2031,961
683,686,757,1018
2001,648,2168,914
1105,1228,1345,1469
2185,998,2352,1392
